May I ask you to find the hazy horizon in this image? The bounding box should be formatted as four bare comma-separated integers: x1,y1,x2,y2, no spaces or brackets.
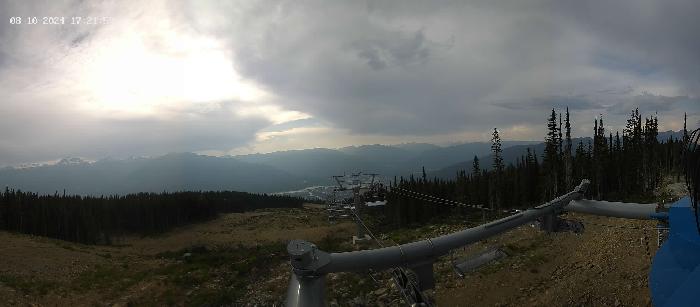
4,138,543,168
1,127,688,169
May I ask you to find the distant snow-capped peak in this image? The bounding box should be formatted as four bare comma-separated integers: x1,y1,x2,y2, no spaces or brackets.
56,157,92,166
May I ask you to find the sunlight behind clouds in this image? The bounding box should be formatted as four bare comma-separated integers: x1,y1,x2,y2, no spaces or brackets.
74,18,268,117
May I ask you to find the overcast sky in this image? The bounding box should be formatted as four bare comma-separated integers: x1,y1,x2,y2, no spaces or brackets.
1,0,698,166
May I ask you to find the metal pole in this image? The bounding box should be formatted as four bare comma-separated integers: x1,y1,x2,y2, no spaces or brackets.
565,199,658,220
286,240,328,307
328,180,589,274
326,184,586,273
355,186,366,239
285,274,326,307
286,180,590,306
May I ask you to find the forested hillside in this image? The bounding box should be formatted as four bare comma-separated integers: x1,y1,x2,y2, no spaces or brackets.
386,109,690,227
0,189,303,244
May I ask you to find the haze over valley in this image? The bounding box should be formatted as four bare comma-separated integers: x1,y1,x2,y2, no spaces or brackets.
1,140,541,195
1,131,684,196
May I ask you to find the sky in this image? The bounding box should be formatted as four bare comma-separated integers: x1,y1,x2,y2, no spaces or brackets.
0,0,699,166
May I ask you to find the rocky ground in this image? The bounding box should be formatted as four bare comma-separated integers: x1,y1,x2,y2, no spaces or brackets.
0,192,681,306
431,213,657,306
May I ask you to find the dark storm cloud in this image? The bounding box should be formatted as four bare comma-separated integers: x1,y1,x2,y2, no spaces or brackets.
597,86,634,96
605,94,698,115
353,29,432,70
553,0,700,95
178,0,699,138
494,95,604,111
87,107,268,157
495,92,696,115
178,1,512,135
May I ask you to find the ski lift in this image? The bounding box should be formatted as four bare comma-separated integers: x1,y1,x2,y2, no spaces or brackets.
363,182,388,206
365,200,387,207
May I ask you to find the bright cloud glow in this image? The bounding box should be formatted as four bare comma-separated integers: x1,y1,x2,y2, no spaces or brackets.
235,104,311,125
74,25,267,116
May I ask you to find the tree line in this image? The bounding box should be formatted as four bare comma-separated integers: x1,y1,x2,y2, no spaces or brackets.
0,189,303,244
385,108,689,227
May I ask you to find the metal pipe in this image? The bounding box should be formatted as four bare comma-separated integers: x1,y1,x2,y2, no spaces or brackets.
565,199,658,220
285,180,590,305
285,274,326,307
316,179,589,274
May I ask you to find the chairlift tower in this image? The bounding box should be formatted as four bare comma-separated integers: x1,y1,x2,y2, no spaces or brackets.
326,176,349,223
351,180,371,244
327,172,384,244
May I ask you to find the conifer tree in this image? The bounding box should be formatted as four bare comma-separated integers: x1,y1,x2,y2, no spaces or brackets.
684,112,690,145
543,109,560,199
490,128,504,210
592,115,608,199
564,107,573,191
472,155,480,178
491,128,504,173
623,108,643,195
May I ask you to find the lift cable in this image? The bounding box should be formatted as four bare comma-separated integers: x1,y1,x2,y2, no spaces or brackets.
350,206,432,306
349,208,384,248
390,187,492,211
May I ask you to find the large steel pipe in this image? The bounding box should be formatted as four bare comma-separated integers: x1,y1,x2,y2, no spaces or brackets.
565,199,658,220
314,180,589,274
285,274,326,307
286,180,590,306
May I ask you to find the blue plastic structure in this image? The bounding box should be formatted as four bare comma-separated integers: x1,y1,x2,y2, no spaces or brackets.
650,197,700,307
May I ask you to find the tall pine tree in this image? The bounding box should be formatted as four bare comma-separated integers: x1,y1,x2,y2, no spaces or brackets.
564,107,573,191
543,109,560,200
472,155,481,178
490,128,504,210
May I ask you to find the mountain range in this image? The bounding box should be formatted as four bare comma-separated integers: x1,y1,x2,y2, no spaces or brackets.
0,131,682,195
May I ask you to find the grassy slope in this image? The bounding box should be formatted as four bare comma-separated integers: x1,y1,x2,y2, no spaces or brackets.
0,206,359,306
0,179,685,306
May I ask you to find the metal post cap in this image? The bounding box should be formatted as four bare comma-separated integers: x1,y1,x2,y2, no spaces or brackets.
288,240,317,268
